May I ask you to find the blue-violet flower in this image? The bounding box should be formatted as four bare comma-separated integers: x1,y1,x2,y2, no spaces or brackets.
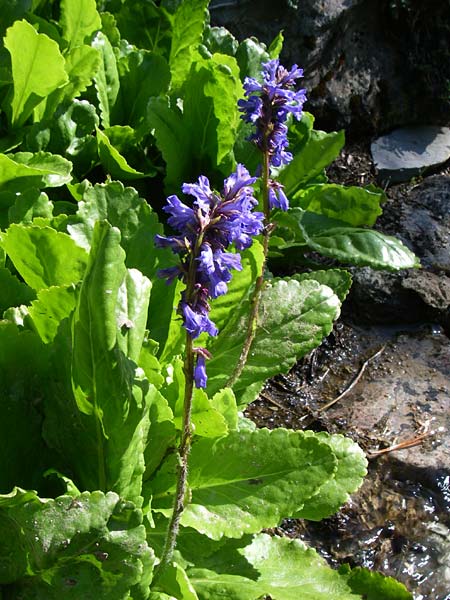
155,165,264,387
238,59,307,210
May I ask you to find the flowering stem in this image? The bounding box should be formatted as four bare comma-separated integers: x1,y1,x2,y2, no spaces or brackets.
226,148,272,388
153,331,194,581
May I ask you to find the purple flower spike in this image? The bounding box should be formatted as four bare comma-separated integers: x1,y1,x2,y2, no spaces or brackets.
156,166,263,387
238,58,307,210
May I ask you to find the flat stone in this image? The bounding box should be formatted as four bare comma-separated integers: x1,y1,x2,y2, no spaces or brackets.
371,126,450,185
335,330,450,472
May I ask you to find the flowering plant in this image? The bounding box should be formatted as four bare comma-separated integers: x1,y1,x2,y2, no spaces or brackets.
0,1,417,598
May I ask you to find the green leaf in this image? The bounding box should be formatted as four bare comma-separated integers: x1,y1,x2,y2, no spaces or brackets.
235,37,269,79
146,96,192,194
156,563,199,600
0,266,36,314
3,19,68,128
0,323,51,492
290,269,352,303
341,565,413,600
169,0,209,90
6,151,73,187
203,26,238,56
294,432,367,521
206,278,341,397
189,534,360,599
64,221,152,498
114,49,170,128
143,387,176,480
268,30,284,58
36,45,101,121
0,152,71,195
292,183,384,227
28,284,78,343
279,129,345,196
60,0,101,49
28,99,99,176
1,224,88,291
8,188,53,225
97,127,147,179
296,210,420,270
183,54,242,173
0,489,155,597
148,428,337,540
114,1,171,53
92,31,119,128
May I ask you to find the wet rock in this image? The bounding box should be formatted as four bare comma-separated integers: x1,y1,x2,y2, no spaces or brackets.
371,127,450,185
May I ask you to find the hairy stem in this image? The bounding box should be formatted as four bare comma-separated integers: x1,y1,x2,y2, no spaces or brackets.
153,332,194,581
226,148,272,388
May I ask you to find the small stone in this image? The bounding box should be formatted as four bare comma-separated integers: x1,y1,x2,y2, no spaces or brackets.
371,126,450,185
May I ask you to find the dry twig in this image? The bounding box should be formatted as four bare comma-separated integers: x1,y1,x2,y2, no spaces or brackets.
318,345,386,412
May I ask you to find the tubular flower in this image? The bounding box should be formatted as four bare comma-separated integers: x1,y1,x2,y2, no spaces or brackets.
238,59,307,210
155,165,264,387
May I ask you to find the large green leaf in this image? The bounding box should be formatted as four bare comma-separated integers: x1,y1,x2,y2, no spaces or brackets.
113,49,170,127
277,209,420,270
3,19,68,128
92,31,119,128
292,183,384,227
300,210,419,270
7,188,53,225
60,0,102,49
0,323,51,493
146,96,192,193
0,489,155,598
169,0,209,90
97,127,147,179
183,54,242,174
294,432,367,521
148,428,337,540
67,221,151,498
188,534,360,600
7,151,73,187
1,223,88,291
290,269,352,303
36,45,101,121
206,278,341,398
278,129,345,196
0,151,72,194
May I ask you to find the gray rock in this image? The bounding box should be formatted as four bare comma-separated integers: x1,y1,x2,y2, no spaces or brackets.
335,330,450,473
371,126,450,185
